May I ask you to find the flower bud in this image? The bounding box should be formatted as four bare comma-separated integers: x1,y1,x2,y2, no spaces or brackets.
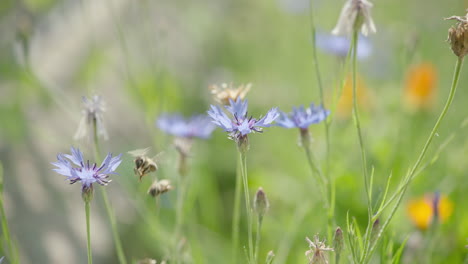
266,250,275,264
254,187,270,219
333,227,344,256
237,135,250,154
446,13,468,58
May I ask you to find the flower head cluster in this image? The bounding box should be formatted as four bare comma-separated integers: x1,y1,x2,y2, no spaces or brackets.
305,236,334,264
316,32,372,59
52,147,122,200
208,98,279,142
332,0,376,36
446,12,468,58
74,95,108,141
276,104,329,130
210,83,251,105
157,114,216,139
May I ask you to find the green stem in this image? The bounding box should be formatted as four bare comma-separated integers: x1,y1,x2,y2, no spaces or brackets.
303,143,329,208
239,151,254,263
174,169,188,264
0,193,17,264
363,57,464,263
232,157,242,264
254,216,263,264
85,201,93,264
92,119,127,264
308,0,334,241
350,30,374,263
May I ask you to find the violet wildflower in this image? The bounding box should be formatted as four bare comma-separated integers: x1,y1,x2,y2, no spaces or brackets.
52,147,122,202
316,32,372,59
74,95,108,141
157,114,216,139
208,98,279,151
332,0,376,37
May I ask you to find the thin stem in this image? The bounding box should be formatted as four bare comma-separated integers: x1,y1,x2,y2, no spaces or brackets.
254,216,263,264
239,151,254,263
350,30,374,263
0,193,17,264
232,156,242,264
303,143,329,208
92,120,127,264
85,201,92,264
174,168,188,264
308,0,335,241
363,57,464,263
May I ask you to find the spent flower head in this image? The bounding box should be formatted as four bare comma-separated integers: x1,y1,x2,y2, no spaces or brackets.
332,0,376,36
446,12,468,58
74,95,108,141
208,98,279,148
52,147,122,201
305,235,334,264
210,83,251,105
157,114,216,139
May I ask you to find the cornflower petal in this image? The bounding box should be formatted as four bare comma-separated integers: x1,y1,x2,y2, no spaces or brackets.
256,107,280,127
226,98,248,117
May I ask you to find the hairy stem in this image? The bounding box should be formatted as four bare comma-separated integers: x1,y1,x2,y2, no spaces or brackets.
85,201,92,264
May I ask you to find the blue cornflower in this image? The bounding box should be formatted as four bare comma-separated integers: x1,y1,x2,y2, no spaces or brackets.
52,147,122,200
157,114,216,139
316,32,372,59
208,98,279,141
276,104,329,129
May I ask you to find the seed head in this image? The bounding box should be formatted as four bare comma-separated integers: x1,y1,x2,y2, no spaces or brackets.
305,235,334,264
446,12,468,58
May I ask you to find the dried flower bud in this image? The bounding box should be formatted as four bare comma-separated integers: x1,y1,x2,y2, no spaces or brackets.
137,258,157,264
266,250,275,264
210,83,251,105
446,13,468,58
333,227,344,256
254,187,270,219
148,179,173,197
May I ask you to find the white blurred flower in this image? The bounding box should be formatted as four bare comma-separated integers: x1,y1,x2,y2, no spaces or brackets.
332,0,376,36
74,95,108,141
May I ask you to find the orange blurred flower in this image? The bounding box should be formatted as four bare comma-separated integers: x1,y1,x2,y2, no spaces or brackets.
407,193,453,230
336,75,371,119
404,63,438,111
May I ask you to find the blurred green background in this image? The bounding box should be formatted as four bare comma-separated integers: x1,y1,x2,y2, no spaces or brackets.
0,0,468,263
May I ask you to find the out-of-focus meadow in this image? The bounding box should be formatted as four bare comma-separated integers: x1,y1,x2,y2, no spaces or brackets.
1,0,468,263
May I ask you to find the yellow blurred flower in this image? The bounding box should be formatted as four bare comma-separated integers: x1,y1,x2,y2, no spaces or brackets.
407,193,453,230
336,75,371,119
404,63,438,112
210,83,251,105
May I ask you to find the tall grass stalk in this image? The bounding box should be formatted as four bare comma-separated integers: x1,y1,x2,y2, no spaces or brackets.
174,160,189,264
92,120,127,264
308,0,334,241
85,200,93,264
239,150,254,263
362,57,464,263
0,163,18,264
232,158,242,264
348,29,376,263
